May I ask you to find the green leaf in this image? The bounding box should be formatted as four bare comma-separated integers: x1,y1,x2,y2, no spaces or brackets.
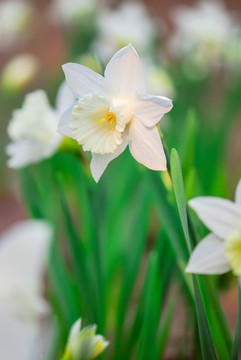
193,276,217,360
170,147,231,360
170,148,193,253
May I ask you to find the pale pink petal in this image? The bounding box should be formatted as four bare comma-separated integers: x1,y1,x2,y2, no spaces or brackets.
128,117,166,170
62,63,111,98
134,93,173,127
55,81,76,116
58,106,74,137
90,133,128,182
104,44,146,98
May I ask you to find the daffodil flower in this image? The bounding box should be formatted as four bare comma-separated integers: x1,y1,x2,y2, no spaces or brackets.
169,0,241,66
0,220,51,360
59,44,173,182
6,82,75,168
186,179,241,275
92,2,156,60
62,318,109,360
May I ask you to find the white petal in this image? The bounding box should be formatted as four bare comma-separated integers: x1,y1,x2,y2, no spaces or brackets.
58,105,74,137
189,197,241,239
104,44,146,98
55,81,76,116
0,312,40,360
186,233,231,274
62,63,111,98
6,136,61,168
128,117,166,170
133,93,173,127
90,132,128,182
6,140,45,168
0,220,51,315
235,179,241,205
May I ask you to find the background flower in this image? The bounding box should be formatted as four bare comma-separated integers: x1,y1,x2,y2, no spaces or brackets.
0,220,52,360
186,179,241,275
6,82,75,168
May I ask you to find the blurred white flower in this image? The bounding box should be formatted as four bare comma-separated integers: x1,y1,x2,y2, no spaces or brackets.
59,45,173,182
169,0,241,66
186,179,241,275
92,1,156,61
0,0,33,50
0,220,52,360
50,0,96,24
62,318,109,360
144,59,175,98
6,82,75,168
1,54,40,92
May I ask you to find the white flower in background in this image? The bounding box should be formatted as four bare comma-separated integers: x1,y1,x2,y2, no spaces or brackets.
0,0,33,50
6,82,75,168
50,0,96,24
0,220,52,360
1,54,40,92
92,1,157,61
59,45,173,182
62,318,109,360
186,179,241,275
144,59,175,98
169,0,241,66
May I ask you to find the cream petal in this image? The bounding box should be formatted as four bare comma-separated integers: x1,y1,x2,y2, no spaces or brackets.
70,94,126,155
62,63,111,98
235,179,241,205
186,233,231,274
189,197,241,239
104,44,146,98
133,93,173,127
90,133,128,182
128,117,166,170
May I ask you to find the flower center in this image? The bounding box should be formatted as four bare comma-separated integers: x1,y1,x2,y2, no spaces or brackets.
225,229,241,275
70,93,133,155
98,112,116,125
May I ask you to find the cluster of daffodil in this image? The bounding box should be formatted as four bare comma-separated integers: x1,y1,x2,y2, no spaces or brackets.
2,1,241,360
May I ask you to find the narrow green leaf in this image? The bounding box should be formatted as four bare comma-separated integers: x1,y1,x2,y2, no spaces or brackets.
56,174,96,323
170,148,217,359
170,148,192,253
193,276,217,360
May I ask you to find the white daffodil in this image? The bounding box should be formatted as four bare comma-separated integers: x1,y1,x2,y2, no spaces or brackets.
59,45,173,182
6,82,75,168
62,318,109,360
50,0,96,25
186,179,241,275
169,0,241,66
92,1,157,61
1,54,40,92
0,0,33,50
0,220,52,360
